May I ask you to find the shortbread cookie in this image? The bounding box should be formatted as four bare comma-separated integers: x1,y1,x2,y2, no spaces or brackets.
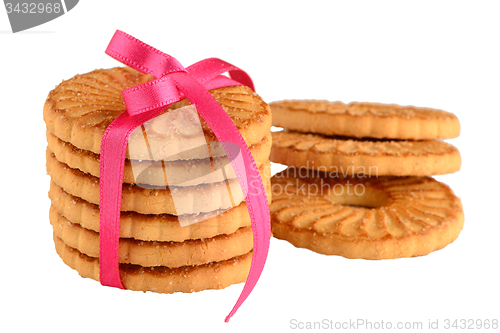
50,207,253,267
271,131,461,176
49,182,261,242
47,149,271,215
271,100,460,140
270,168,464,259
47,131,271,186
43,67,271,159
53,235,252,293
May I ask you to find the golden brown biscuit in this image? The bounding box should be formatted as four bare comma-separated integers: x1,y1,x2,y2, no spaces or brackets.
43,67,271,158
45,66,272,295
50,206,253,267
271,131,461,176
271,100,460,140
46,131,271,186
53,235,252,293
49,182,260,242
270,167,464,259
46,149,271,215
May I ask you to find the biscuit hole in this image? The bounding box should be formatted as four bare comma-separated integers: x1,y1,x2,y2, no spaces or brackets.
325,183,388,209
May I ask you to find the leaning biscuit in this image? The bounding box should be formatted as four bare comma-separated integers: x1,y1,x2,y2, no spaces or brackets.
49,182,262,242
47,149,271,215
50,206,253,267
43,67,271,159
271,100,460,140
271,131,461,176
270,167,464,259
53,235,252,293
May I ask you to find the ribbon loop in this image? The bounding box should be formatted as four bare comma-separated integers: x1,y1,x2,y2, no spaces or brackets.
106,30,186,78
187,58,255,91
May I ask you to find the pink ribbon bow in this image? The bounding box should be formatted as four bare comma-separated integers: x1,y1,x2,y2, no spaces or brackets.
99,30,271,322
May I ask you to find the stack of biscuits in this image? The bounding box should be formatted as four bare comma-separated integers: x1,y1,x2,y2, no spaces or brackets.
269,100,464,259
44,67,272,292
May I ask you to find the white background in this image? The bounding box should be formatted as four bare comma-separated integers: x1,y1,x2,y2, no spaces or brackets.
1,1,499,332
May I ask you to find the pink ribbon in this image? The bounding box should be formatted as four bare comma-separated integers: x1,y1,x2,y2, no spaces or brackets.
99,30,270,322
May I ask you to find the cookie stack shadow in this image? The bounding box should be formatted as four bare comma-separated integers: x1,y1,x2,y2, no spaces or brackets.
44,67,272,292
269,100,464,259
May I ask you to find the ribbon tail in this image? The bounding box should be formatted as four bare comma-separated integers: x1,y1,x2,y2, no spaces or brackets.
171,72,271,322
99,108,169,289
99,112,129,289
